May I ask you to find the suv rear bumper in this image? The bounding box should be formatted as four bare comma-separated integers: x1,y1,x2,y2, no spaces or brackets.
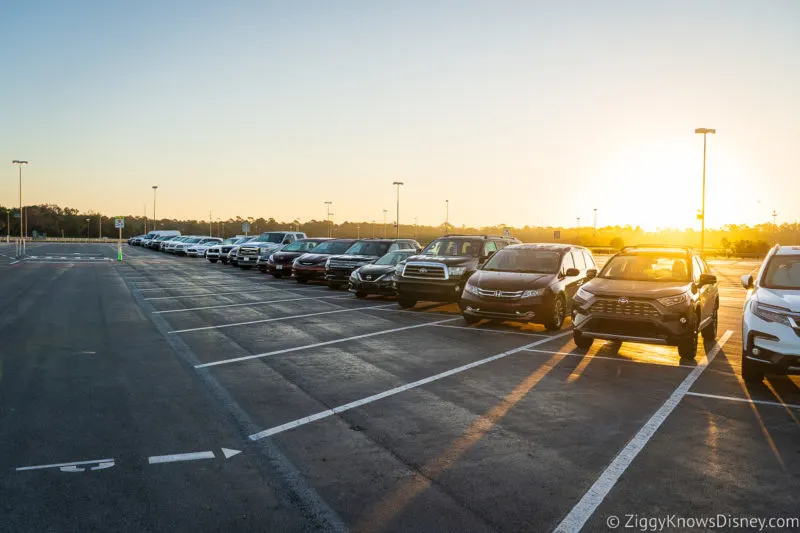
395,278,466,303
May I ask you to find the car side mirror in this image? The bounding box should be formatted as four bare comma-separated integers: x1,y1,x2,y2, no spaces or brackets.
565,267,580,277
698,274,717,287
586,268,597,279
740,274,754,290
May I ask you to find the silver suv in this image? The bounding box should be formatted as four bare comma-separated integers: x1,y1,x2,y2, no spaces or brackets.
741,244,800,382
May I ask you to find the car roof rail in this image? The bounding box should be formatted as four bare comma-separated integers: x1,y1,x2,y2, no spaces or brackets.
621,244,694,252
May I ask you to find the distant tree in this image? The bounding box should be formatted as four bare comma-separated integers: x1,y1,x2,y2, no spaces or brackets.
609,237,624,250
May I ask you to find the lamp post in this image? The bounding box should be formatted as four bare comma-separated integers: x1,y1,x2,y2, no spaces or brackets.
392,181,403,239
152,185,159,230
593,208,597,236
12,160,27,255
86,218,90,239
577,217,581,239
324,201,333,238
445,199,449,234
372,220,375,237
383,209,388,238
695,128,716,255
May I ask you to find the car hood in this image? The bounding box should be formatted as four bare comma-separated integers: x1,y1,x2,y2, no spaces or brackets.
755,288,800,312
583,278,690,299
295,253,331,264
331,254,380,262
272,251,305,263
406,254,478,266
468,271,554,290
357,264,396,278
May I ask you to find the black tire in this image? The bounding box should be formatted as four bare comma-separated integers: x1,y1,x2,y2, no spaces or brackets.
221,258,228,264
296,278,308,284
272,273,283,279
463,314,481,325
677,314,699,359
397,298,417,309
328,282,343,290
573,330,594,350
208,259,218,264
742,349,764,383
702,305,718,342
355,291,367,299
545,294,566,331
240,265,252,270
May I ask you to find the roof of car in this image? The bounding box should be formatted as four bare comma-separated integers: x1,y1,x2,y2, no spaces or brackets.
505,243,579,251
355,238,415,243
774,244,800,256
441,234,518,240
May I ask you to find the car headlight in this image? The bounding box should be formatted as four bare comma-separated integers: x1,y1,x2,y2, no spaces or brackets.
325,257,332,268
752,302,793,326
464,282,480,296
293,258,301,267
574,286,594,302
657,293,690,307
395,262,405,276
350,270,359,281
448,266,467,277
521,288,544,298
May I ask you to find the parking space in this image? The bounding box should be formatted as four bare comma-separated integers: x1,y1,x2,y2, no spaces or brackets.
3,243,798,532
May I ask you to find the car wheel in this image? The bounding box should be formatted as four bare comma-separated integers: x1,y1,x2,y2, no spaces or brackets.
702,305,718,341
677,315,699,359
240,265,252,270
463,314,480,325
296,278,308,284
741,348,764,383
208,259,218,264
328,282,343,290
221,259,228,264
573,330,593,350
397,298,417,309
355,291,367,299
545,295,566,331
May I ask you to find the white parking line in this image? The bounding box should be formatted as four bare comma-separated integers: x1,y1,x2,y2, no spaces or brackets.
196,317,461,369
138,284,260,292
685,391,800,410
523,348,695,368
170,303,397,334
148,451,215,464
248,330,572,440
553,330,733,533
433,324,548,337
16,458,115,472
144,287,323,301
154,294,353,314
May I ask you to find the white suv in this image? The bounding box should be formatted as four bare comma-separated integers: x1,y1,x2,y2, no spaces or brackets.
741,244,800,382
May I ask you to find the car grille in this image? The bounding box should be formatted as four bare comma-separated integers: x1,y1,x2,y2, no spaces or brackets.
220,246,233,253
328,259,364,269
474,288,524,299
239,247,260,257
298,260,317,266
403,263,447,280
585,318,664,338
590,298,660,318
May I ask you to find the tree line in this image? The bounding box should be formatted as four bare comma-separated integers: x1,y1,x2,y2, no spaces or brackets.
1,204,798,254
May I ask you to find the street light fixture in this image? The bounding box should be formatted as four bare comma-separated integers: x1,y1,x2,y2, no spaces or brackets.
695,128,716,255
12,160,27,255
152,185,159,230
392,181,403,239
324,201,333,238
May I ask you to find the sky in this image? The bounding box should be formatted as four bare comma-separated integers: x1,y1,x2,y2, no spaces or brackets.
1,0,799,231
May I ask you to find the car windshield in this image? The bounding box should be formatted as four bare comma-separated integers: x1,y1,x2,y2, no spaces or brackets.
235,237,254,244
252,233,285,243
221,237,238,244
283,240,322,252
762,256,800,290
184,237,201,243
422,239,481,257
345,241,391,256
482,249,561,273
375,251,412,266
310,240,353,254
600,253,691,282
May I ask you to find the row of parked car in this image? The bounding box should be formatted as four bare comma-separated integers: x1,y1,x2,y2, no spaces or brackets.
129,230,800,382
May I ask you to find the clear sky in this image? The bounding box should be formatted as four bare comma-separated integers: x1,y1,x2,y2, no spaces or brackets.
2,0,799,230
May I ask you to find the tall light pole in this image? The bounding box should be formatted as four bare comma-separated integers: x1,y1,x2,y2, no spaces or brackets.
12,160,27,254
695,128,716,255
593,208,597,236
372,220,375,237
577,217,581,239
392,181,403,239
209,211,213,237
382,209,388,238
86,218,90,239
445,199,449,234
152,185,159,230
324,201,333,238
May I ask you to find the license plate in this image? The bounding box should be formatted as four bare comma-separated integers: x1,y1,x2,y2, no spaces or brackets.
242,257,250,262
276,265,283,270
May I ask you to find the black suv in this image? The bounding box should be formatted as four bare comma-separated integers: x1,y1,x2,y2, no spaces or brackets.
325,239,421,289
394,234,521,308
460,244,596,330
572,245,719,359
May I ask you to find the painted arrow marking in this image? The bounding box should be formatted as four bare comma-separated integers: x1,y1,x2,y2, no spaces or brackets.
221,448,241,459
148,448,241,465
16,458,115,472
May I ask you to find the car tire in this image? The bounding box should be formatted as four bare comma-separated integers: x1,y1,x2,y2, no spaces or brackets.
573,330,593,350
258,266,267,272
296,278,308,284
702,305,718,342
397,298,417,309
208,259,218,264
240,265,252,270
741,349,764,383
463,314,480,325
677,316,699,359
355,291,367,299
545,294,566,331
328,282,343,290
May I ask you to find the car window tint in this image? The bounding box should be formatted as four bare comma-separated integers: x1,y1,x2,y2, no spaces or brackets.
562,252,575,271
572,251,586,270
583,251,596,269
691,257,702,282
483,241,498,255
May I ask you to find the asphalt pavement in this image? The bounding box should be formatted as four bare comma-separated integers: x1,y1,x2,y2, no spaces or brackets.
0,244,797,532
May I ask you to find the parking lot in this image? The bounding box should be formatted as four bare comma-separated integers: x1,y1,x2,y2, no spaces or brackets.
1,243,798,532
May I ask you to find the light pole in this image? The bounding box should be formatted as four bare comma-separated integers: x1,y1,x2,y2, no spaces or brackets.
577,217,581,239
152,185,159,230
383,209,388,238
357,225,360,239
695,128,716,255
12,160,27,254
593,208,597,236
372,220,375,237
86,218,90,239
209,211,213,237
392,181,403,239
414,216,418,241
445,199,449,234
324,201,333,238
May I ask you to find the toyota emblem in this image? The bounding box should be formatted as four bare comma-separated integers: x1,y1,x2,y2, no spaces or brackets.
618,297,629,304
419,268,428,274
366,275,372,280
